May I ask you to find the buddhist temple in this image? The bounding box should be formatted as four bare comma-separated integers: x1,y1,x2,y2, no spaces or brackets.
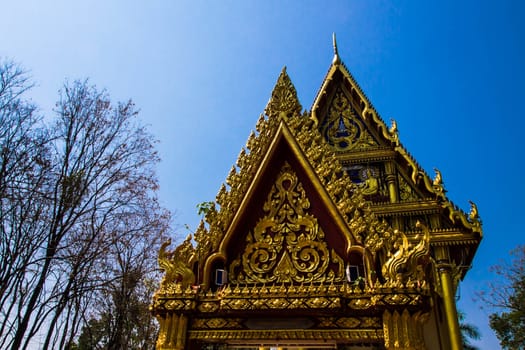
151,36,482,350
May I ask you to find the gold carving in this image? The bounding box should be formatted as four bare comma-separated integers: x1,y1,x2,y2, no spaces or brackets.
188,329,383,342
319,87,377,151
264,67,302,120
196,75,371,263
229,162,345,284
348,298,372,310
191,318,243,329
468,200,480,223
266,298,290,308
335,317,361,328
318,317,337,328
304,297,339,308
383,294,411,305
318,317,382,329
219,294,341,311
442,199,483,234
361,168,379,195
194,220,215,257
398,174,419,201
362,317,382,328
382,222,431,288
389,118,399,143
156,314,188,350
164,300,185,310
432,167,445,196
151,295,195,312
383,310,428,350
197,301,219,313
158,236,195,290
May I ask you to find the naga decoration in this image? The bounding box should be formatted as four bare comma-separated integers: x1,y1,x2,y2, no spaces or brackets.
382,221,431,288
432,167,445,195
158,235,196,290
389,118,398,142
468,200,480,223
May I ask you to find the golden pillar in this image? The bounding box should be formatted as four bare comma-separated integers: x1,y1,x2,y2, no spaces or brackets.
385,162,398,204
438,264,462,350
383,309,428,350
385,161,402,230
156,313,188,350
435,247,462,350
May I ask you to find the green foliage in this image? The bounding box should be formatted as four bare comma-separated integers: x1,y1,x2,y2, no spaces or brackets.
458,311,481,350
196,201,215,216
485,245,525,349
490,312,525,350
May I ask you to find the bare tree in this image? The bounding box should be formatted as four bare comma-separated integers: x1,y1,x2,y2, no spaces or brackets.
0,61,170,350
70,201,168,350
0,59,52,349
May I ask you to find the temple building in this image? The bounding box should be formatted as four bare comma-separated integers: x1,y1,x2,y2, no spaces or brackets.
151,37,482,350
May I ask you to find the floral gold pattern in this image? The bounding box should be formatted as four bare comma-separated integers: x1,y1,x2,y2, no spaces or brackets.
264,67,302,120
229,162,345,284
320,87,377,151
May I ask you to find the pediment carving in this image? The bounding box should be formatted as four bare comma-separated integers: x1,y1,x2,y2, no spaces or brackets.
319,86,378,151
229,162,345,284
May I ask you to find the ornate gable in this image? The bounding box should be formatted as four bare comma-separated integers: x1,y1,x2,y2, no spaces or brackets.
196,68,364,287
228,162,347,285
311,37,481,252
312,37,397,154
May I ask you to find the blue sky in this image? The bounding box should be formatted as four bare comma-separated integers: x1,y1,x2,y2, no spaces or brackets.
2,1,524,349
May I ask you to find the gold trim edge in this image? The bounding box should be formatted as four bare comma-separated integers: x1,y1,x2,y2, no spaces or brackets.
188,329,384,342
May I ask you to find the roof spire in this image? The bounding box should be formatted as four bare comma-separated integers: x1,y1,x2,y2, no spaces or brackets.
332,33,341,65
264,66,302,120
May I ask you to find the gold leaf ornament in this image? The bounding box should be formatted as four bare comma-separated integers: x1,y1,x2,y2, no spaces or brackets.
229,163,345,284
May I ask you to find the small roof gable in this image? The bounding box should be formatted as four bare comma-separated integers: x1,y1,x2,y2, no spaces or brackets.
308,38,481,237
311,37,397,151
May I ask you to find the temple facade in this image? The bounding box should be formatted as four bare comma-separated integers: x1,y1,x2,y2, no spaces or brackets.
151,39,482,350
